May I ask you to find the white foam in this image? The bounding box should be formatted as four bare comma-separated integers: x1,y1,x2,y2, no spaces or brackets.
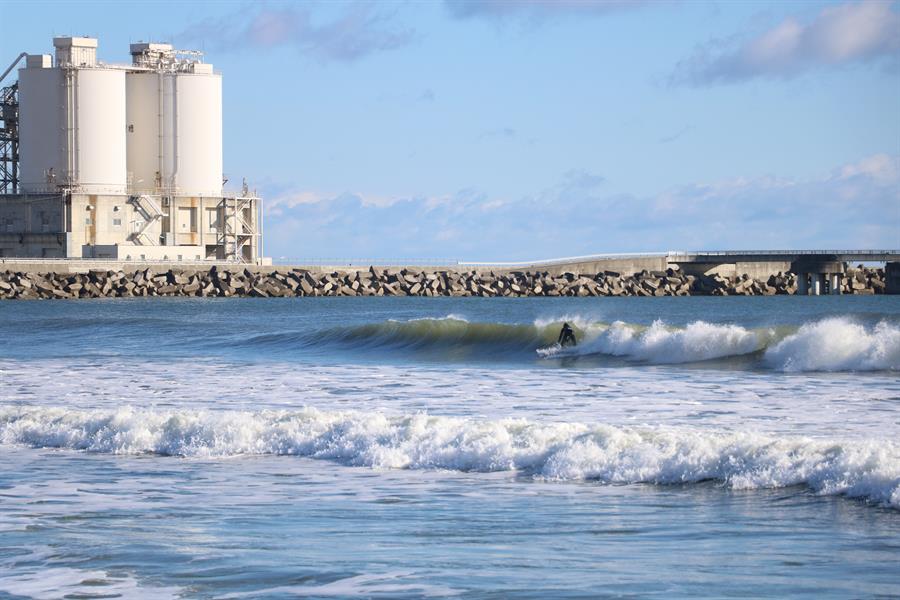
764,318,900,372
537,317,900,372
543,320,768,363
404,314,469,323
0,567,181,600
220,572,461,598
2,406,897,508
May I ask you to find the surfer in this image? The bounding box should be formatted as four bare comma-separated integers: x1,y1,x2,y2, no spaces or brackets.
557,322,577,347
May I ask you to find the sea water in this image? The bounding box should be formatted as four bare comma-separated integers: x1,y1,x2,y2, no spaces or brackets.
0,296,898,598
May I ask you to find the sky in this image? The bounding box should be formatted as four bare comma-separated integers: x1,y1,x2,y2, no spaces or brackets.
2,0,898,262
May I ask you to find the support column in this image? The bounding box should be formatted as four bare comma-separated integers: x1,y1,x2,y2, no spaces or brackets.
829,273,842,295
811,272,825,296
791,259,844,297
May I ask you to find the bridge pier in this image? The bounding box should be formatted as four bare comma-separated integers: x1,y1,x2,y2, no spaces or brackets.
810,273,823,295
829,273,842,295
790,260,844,297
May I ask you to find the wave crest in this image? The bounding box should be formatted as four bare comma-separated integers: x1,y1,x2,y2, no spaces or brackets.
764,318,900,372
539,317,899,372
540,320,769,363
1,406,897,508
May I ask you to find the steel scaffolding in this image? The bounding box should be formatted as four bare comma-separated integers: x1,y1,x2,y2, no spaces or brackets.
217,196,261,263
0,83,18,194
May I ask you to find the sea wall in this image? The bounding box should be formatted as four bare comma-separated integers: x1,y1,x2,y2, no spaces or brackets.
0,265,889,299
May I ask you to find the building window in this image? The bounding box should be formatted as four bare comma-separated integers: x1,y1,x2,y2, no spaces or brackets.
113,218,122,227
85,217,92,225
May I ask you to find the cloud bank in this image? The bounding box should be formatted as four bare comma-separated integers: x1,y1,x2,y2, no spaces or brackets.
262,155,899,261
672,0,900,85
175,4,414,62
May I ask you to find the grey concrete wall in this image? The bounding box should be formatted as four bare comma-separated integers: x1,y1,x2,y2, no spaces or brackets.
0,194,66,258
676,261,793,279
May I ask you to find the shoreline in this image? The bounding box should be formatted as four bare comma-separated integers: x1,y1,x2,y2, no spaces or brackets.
0,265,889,299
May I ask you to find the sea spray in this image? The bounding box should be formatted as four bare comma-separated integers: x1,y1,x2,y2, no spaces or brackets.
764,318,900,372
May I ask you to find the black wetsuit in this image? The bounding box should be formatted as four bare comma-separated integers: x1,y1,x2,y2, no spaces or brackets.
558,323,577,347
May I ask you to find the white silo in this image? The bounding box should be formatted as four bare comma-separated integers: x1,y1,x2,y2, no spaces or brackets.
18,37,127,194
126,43,222,197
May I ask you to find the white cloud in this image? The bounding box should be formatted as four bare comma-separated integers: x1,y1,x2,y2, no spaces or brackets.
261,156,899,261
836,153,899,183
176,3,414,62
672,1,900,85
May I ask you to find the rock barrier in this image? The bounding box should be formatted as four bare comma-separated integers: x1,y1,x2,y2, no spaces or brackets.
0,265,888,300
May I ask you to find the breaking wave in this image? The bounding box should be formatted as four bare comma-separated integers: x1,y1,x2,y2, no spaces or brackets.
226,313,900,371
541,317,899,371
763,318,900,372
539,320,772,363
1,406,897,508
265,314,900,371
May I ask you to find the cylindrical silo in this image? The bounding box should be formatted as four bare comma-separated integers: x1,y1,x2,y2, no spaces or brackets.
18,37,127,195
125,71,161,194
72,68,127,194
126,59,222,197
171,65,222,197
18,58,62,193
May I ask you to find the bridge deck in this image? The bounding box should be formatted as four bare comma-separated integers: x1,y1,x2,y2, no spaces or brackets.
666,250,900,264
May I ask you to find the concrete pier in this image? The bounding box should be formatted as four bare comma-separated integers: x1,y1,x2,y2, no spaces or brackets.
829,273,842,295
790,260,844,296
811,273,824,295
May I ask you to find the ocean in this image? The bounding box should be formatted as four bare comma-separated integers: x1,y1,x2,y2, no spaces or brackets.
1,296,898,598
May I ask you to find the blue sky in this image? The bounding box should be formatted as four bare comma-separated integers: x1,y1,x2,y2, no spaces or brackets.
2,0,898,261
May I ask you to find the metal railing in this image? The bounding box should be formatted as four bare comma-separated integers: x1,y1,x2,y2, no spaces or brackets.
667,249,899,258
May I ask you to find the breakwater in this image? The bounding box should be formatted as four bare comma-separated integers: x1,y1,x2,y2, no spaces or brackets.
0,265,889,299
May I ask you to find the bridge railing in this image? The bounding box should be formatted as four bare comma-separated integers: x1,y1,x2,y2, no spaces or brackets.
667,249,899,258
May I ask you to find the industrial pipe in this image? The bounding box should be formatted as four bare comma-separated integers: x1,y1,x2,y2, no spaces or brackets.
0,52,27,84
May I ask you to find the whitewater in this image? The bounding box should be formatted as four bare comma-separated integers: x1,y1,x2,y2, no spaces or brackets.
1,295,899,598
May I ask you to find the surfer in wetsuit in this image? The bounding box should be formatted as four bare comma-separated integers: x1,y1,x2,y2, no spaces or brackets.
557,322,577,347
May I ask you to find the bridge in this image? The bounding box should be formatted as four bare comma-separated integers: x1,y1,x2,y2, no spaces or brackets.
464,249,900,295
665,249,899,263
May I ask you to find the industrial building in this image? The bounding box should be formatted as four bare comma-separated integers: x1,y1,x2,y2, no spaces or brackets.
0,37,262,262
